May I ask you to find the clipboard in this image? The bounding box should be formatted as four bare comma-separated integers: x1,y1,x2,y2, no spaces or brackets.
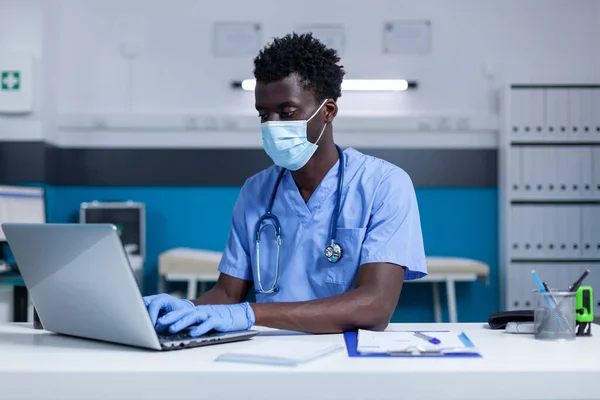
343,330,482,358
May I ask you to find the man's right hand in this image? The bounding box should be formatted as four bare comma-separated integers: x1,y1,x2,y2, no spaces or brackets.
143,293,194,329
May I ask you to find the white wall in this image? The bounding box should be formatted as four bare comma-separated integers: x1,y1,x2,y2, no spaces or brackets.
1,0,599,146
53,0,599,115
0,0,44,140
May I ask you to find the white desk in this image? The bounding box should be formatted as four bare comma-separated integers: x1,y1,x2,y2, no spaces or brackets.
159,249,490,323
0,322,599,400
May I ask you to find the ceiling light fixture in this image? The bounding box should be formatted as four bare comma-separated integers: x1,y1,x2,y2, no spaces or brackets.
232,79,417,91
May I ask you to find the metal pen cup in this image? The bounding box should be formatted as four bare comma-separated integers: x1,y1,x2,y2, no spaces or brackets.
533,289,576,341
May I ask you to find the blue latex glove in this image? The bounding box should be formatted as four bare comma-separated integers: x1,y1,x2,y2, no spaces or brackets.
156,302,256,337
143,293,194,329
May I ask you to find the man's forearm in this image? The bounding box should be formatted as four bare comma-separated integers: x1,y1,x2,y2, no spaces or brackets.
191,287,235,306
250,286,392,334
190,274,252,306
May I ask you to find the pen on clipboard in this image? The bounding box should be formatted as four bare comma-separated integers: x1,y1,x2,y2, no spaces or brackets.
413,332,441,345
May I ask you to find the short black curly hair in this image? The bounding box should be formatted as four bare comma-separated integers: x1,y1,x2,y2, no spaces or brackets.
253,32,345,102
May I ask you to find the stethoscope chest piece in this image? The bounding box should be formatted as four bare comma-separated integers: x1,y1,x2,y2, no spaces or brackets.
324,241,343,263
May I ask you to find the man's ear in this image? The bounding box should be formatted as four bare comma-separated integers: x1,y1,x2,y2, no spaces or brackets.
324,100,338,123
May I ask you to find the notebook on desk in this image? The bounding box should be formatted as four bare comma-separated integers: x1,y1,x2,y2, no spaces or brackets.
344,329,481,358
215,339,343,366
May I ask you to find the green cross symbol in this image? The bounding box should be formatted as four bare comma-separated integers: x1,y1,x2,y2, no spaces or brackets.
1,71,21,91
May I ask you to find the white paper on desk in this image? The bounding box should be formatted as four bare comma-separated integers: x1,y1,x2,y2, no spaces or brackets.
215,339,342,366
357,330,477,354
252,325,310,336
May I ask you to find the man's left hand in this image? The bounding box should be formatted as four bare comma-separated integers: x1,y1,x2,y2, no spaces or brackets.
157,302,256,337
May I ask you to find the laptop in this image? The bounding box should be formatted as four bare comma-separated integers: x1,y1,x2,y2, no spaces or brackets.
1,223,258,351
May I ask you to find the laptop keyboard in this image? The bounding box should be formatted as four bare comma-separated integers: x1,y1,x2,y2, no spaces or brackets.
158,329,219,343
158,332,194,343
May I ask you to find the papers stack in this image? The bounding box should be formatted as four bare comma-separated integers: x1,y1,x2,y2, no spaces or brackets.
357,330,478,355
215,339,343,366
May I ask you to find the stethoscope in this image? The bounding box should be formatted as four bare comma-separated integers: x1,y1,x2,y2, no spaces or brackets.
253,145,345,294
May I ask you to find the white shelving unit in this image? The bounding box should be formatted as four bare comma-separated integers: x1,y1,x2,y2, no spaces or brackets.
499,84,600,314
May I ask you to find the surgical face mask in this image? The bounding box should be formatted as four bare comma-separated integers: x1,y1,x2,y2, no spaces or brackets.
261,99,328,171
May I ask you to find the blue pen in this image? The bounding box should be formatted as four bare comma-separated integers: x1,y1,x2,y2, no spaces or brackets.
531,269,565,328
531,270,556,308
413,331,441,345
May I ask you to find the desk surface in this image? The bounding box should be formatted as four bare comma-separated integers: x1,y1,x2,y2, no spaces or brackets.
1,322,599,400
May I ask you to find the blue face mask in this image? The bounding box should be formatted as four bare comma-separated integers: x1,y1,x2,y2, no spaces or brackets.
261,99,328,171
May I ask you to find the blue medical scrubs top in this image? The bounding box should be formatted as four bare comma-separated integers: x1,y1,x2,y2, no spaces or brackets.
218,147,427,303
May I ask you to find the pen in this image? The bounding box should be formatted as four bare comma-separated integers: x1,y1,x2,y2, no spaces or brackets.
569,269,590,292
413,331,441,345
531,270,554,308
542,281,556,303
531,270,566,329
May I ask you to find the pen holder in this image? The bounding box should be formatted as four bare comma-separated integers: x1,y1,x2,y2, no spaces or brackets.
533,289,576,341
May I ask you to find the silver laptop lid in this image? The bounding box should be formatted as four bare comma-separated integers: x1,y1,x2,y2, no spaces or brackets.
2,223,161,350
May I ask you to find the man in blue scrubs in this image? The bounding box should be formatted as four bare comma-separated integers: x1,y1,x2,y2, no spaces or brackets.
144,32,427,335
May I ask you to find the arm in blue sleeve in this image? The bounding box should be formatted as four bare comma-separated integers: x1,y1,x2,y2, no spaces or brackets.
360,169,427,280
217,184,253,281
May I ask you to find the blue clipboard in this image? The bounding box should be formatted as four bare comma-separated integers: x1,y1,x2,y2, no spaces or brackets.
343,331,482,358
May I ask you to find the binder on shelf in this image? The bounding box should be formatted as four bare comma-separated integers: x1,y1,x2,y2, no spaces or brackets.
537,147,552,199
530,207,544,259
568,89,582,142
506,268,521,310
510,206,525,258
529,90,545,140
595,207,600,259
531,147,550,199
548,206,561,259
521,205,535,259
554,147,568,199
525,89,544,141
574,89,594,141
580,206,595,259
545,89,570,142
507,266,518,310
540,205,554,259
593,148,600,199
513,264,534,309
520,147,536,198
591,206,600,259
566,206,582,259
567,147,582,199
578,147,594,200
510,89,526,141
522,265,537,309
593,90,600,138
510,147,522,196
555,206,569,259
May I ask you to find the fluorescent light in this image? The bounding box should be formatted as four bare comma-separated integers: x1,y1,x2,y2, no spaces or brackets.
342,79,409,91
241,79,256,91
236,79,414,91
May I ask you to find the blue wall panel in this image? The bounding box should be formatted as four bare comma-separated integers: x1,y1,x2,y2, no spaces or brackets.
43,186,498,323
